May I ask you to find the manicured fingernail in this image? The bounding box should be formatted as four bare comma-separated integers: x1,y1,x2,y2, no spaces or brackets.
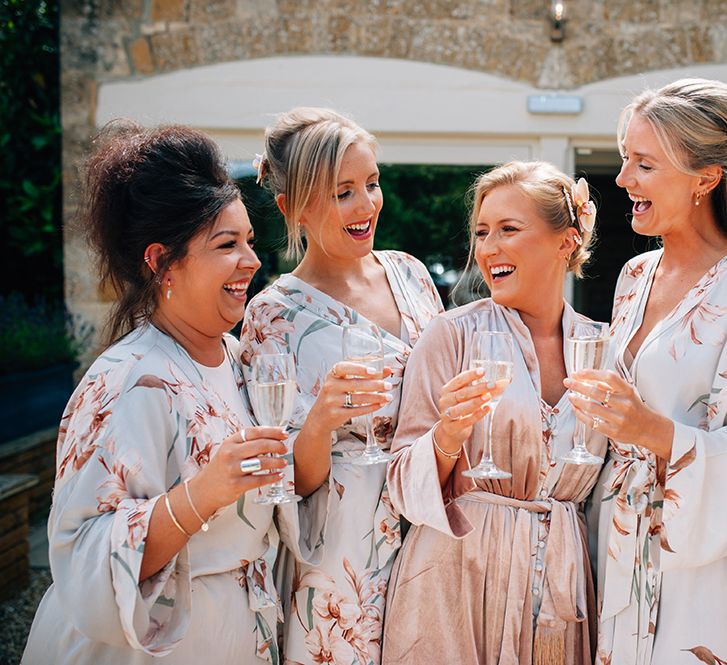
475,367,485,375
383,381,393,390
384,394,393,402
366,366,377,375
486,380,496,389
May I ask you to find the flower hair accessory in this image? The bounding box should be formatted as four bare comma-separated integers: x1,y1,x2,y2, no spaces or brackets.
252,152,267,184
564,177,596,235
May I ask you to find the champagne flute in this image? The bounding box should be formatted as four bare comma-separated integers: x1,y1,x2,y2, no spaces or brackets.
559,320,610,465
462,331,514,480
251,353,301,504
341,322,392,465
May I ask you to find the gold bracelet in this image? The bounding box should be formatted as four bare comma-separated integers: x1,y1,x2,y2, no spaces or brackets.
164,492,192,538
183,479,209,533
432,428,462,460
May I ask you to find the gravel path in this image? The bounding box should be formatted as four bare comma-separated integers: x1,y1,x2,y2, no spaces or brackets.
0,569,52,665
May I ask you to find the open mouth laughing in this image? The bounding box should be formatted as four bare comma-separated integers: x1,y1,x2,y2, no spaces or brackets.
490,264,516,282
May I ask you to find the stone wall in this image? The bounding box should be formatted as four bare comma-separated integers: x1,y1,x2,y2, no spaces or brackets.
61,0,727,340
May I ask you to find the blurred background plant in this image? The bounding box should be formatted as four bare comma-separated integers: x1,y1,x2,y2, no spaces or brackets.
0,294,92,375
0,0,62,302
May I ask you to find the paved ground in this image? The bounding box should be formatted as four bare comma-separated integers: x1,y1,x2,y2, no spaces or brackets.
0,519,51,665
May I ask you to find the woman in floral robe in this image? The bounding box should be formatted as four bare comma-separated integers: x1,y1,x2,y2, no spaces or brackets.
566,79,727,664
382,162,608,665
241,108,443,665
23,125,315,664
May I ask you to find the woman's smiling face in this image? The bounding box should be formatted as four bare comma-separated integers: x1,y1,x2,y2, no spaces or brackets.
475,184,570,314
299,142,382,261
616,112,703,238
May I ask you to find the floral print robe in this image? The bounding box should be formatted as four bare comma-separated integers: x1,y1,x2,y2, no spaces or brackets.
383,299,608,665
22,325,302,665
239,251,443,665
593,250,727,665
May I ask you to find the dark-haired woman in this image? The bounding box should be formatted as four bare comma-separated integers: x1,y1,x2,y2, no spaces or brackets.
22,124,317,664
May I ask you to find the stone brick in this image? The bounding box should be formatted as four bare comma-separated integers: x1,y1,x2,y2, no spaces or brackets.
150,29,200,72
129,36,155,74
151,0,188,22
189,0,237,23
702,0,727,21
605,0,660,22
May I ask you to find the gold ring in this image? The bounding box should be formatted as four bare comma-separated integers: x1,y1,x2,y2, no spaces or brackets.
603,390,612,406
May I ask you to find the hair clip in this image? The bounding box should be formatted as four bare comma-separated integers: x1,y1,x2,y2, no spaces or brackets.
252,153,267,184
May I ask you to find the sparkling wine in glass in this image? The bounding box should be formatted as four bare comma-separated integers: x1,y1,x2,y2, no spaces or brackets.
559,320,610,465
252,353,301,504
341,322,392,466
462,331,514,480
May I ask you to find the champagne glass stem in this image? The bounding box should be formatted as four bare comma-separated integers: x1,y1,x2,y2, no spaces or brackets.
363,414,378,454
482,404,497,467
574,417,587,452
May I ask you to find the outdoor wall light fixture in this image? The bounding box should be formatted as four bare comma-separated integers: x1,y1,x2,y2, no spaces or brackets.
549,1,567,42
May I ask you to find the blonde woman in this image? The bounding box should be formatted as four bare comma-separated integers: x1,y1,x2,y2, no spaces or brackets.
239,108,443,665
382,162,608,665
566,79,727,665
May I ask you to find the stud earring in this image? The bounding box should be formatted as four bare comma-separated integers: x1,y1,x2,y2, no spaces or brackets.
166,278,172,301
695,191,703,206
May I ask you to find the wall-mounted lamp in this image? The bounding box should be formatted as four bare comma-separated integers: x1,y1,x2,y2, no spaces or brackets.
550,1,567,42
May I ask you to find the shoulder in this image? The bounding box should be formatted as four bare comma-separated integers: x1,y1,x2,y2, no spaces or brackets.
419,299,492,342
618,249,661,283
379,250,429,276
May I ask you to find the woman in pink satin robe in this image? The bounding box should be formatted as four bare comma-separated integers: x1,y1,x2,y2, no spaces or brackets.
382,161,608,665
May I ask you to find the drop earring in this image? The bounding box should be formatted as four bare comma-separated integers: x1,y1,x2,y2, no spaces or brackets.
166,278,172,300
695,191,703,206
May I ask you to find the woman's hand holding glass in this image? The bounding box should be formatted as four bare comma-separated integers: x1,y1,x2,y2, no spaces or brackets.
187,428,288,518
309,361,394,436
565,369,675,460
341,322,395,465
434,367,495,457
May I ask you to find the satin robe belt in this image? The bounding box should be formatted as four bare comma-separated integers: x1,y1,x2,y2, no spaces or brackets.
237,557,283,662
600,450,656,621
458,490,587,627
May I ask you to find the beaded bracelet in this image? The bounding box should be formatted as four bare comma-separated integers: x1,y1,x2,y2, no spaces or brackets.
164,492,192,538
183,479,209,533
432,429,462,460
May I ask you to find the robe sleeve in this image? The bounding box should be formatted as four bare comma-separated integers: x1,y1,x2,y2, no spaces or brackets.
660,339,727,571
386,314,473,539
239,294,329,565
50,361,192,655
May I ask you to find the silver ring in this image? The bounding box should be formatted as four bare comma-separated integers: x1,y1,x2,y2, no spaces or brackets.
344,392,354,408
603,390,612,407
240,429,247,442
240,458,262,474
592,416,602,430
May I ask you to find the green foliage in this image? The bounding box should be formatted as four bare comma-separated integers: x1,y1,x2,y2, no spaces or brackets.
0,293,93,374
0,0,62,300
375,163,485,268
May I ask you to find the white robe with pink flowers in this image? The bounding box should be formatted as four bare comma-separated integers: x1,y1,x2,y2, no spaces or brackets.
22,325,304,665
239,250,443,665
593,250,727,665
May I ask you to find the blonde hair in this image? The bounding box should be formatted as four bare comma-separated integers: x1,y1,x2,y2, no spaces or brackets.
260,107,378,260
618,78,727,233
467,160,595,278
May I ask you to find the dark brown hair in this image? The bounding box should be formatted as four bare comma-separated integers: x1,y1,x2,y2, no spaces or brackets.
82,121,240,344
